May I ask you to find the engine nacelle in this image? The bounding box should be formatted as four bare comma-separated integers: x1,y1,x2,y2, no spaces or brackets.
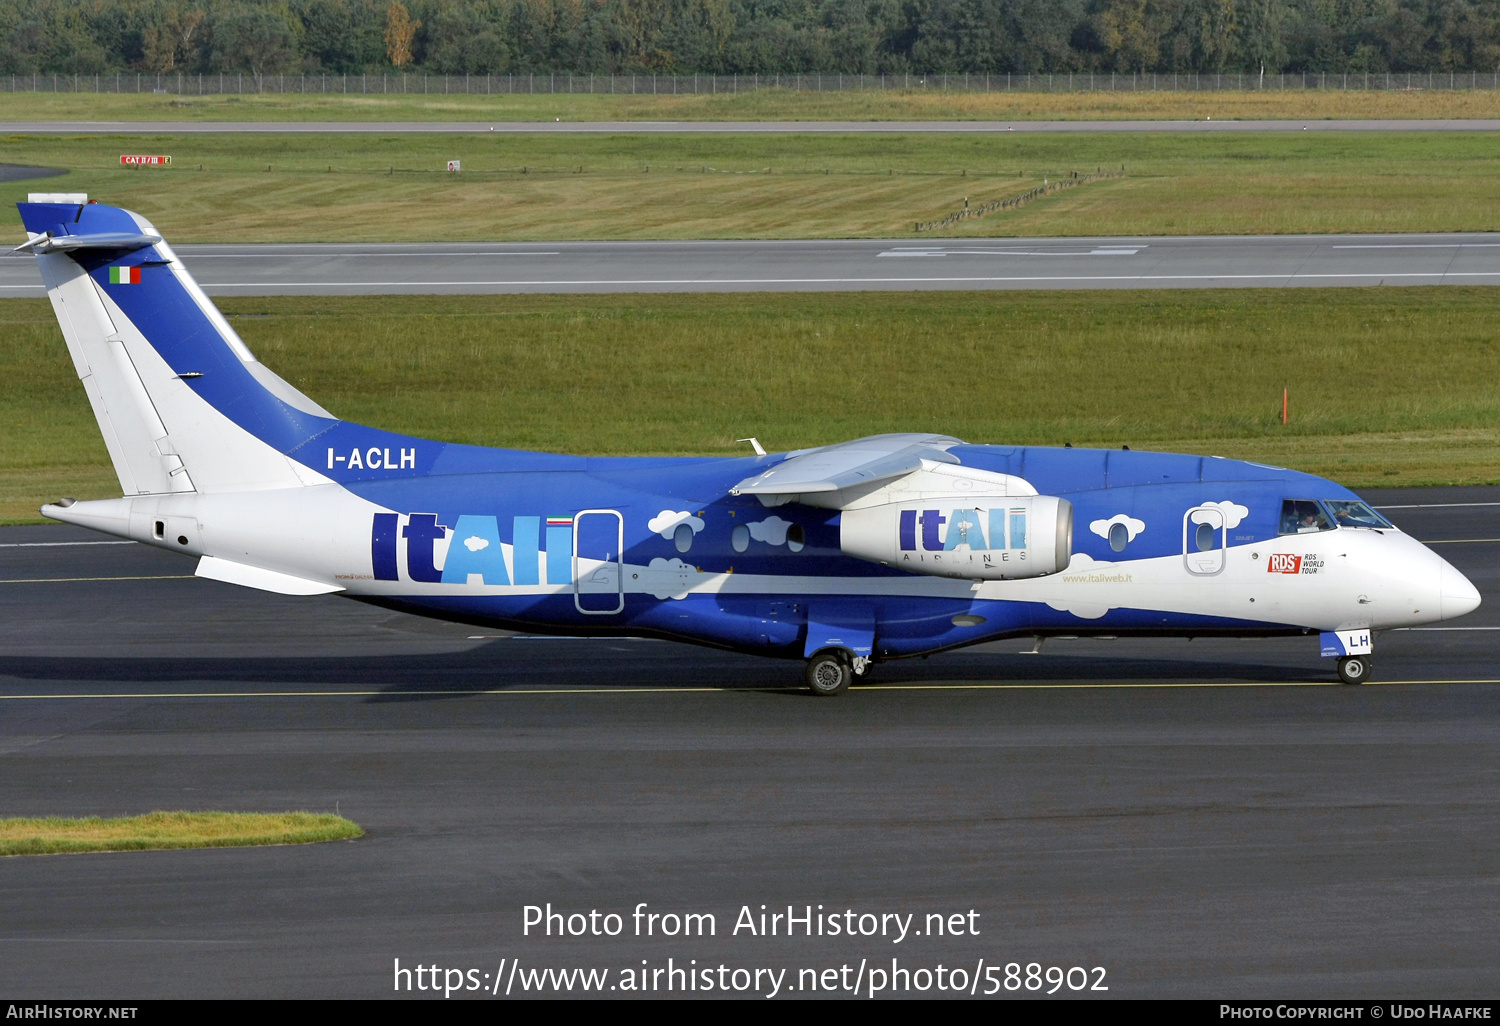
841,495,1073,580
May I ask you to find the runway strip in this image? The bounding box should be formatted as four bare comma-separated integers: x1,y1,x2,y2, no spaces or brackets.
3,118,1498,134
5,233,1497,295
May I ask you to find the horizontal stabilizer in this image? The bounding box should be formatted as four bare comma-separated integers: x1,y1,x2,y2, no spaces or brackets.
196,555,343,596
15,231,162,255
731,433,962,499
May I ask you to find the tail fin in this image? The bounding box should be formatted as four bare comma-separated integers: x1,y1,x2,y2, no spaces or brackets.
18,197,336,495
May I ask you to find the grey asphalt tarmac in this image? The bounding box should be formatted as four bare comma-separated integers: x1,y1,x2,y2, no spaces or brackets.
5,233,1499,296
2,119,1498,134
0,164,63,183
0,485,1495,998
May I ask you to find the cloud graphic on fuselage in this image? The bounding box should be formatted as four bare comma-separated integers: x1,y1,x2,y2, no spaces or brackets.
746,516,793,546
1089,514,1146,543
463,536,490,552
648,510,705,540
1191,500,1250,530
643,557,700,600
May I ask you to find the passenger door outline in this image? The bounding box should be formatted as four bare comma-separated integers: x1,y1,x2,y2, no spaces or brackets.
1182,505,1226,576
574,509,624,614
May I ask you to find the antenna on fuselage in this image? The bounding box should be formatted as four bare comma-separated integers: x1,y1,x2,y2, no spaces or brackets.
737,437,767,456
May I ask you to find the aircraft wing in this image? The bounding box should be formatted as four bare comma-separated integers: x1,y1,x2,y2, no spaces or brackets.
730,433,962,499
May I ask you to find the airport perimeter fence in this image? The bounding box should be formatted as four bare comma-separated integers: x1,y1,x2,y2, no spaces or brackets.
6,70,1500,96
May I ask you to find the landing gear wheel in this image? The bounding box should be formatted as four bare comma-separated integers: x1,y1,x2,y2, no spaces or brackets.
1337,655,1371,685
805,650,853,697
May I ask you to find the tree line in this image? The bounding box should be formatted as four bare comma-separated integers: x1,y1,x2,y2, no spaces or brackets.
2,0,1497,79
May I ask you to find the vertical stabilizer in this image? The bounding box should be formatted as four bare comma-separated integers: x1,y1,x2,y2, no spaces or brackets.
18,199,337,494
38,245,193,495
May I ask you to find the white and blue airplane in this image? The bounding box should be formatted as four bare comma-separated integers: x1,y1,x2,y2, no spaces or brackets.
15,196,1482,694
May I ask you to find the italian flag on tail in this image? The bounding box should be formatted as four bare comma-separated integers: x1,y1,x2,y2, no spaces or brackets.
108,266,141,284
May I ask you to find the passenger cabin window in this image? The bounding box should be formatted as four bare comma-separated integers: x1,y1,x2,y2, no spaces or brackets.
1323,500,1393,530
1279,499,1333,535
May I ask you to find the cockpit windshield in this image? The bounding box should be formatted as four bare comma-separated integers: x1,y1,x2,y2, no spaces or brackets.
1279,499,1333,535
1323,500,1393,530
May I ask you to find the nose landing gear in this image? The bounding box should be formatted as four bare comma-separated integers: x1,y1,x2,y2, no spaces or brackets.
1322,629,1374,685
1336,655,1371,685
804,649,871,696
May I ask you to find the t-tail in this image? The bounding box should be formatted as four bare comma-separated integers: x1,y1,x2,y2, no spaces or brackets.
17,195,407,594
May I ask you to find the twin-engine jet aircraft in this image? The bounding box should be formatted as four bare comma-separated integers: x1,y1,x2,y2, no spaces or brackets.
16,197,1481,693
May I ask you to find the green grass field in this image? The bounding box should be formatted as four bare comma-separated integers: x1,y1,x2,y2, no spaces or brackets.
3,288,1495,523
3,130,1498,241
5,88,1500,123
0,811,363,856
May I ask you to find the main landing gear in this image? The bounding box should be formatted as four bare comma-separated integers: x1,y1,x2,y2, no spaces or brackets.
804,649,871,697
1336,655,1371,686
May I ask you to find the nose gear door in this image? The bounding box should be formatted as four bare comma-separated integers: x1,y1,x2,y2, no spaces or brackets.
574,510,624,614
1183,505,1226,576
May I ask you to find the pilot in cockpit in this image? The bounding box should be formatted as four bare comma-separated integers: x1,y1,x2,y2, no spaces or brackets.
1279,499,1334,534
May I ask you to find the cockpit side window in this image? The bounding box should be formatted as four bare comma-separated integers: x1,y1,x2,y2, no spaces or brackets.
1323,500,1393,530
1279,499,1333,535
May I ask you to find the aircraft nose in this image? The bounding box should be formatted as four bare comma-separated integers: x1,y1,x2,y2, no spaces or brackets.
1440,561,1482,621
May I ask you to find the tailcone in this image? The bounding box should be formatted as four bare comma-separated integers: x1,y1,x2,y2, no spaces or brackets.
40,497,132,538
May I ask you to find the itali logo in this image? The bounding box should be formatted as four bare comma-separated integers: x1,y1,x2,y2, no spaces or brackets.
108,266,141,284
1267,553,1303,574
370,512,575,585
898,507,1027,552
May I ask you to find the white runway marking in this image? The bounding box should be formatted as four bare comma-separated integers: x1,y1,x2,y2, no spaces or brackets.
0,541,135,548
183,251,562,258
1332,243,1500,249
1376,502,1500,509
0,575,193,584
466,634,638,640
878,246,1145,257
185,270,1500,288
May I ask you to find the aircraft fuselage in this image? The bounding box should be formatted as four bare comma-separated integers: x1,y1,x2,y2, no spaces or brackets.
53,444,1477,664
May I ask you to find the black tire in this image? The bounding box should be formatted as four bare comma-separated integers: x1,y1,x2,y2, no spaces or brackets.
1337,655,1371,685
805,650,852,696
